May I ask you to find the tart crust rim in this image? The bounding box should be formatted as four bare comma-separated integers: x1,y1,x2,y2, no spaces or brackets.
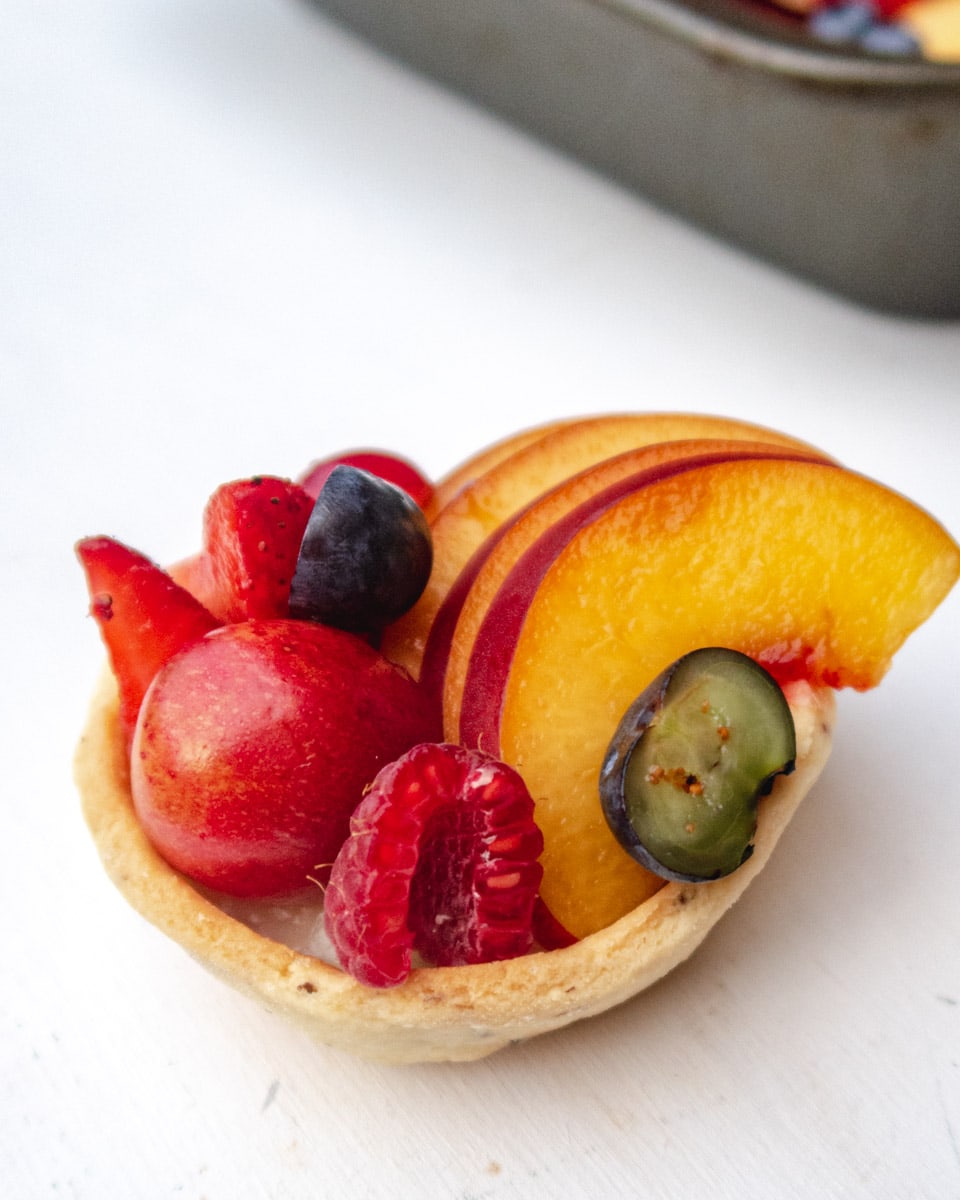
74,668,835,1064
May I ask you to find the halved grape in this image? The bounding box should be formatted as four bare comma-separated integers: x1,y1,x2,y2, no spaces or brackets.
599,648,796,883
289,465,432,635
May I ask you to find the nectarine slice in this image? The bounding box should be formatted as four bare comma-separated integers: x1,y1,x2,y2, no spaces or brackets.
383,413,825,679
458,458,959,939
434,440,828,738
424,417,576,520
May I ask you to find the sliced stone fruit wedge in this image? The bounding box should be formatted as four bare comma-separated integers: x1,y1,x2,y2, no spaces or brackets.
456,457,960,939
431,439,829,737
381,412,826,680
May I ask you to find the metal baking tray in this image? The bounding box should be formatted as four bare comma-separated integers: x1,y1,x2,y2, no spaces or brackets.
309,0,960,316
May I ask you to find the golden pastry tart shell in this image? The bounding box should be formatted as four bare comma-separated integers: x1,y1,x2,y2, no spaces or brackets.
74,670,835,1064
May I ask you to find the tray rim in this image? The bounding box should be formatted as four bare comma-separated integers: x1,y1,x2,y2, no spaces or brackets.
599,0,960,86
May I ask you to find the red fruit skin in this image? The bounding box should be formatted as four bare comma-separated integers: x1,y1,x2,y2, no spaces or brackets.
300,451,434,511
130,620,442,898
76,536,220,745
324,743,544,988
171,476,313,623
531,897,579,950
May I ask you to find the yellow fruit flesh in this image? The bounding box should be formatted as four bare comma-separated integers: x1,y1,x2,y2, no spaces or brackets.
442,439,827,742
384,413,825,678
497,459,959,938
898,0,960,62
424,418,575,520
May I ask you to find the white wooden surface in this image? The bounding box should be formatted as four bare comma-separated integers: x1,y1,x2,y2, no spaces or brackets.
3,2,959,1197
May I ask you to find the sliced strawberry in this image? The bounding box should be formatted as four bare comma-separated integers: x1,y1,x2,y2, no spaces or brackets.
76,536,220,744
300,451,434,511
179,476,314,622
324,743,544,988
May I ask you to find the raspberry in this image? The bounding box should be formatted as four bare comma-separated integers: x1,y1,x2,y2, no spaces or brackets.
324,743,544,988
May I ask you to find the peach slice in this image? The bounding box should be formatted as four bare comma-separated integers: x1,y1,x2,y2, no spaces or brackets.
457,457,959,939
424,417,576,520
432,440,829,737
382,413,825,679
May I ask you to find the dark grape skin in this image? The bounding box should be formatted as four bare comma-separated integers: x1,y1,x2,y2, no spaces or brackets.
599,648,796,884
288,465,432,635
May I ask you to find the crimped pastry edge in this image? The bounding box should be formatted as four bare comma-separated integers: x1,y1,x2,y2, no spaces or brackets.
73,669,835,1064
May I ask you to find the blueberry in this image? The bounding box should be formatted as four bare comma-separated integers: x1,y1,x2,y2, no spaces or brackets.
289,465,432,635
599,648,796,883
859,23,921,56
808,1,877,43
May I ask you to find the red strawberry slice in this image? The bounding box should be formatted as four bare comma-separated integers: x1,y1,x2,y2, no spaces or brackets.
76,536,220,744
324,743,544,988
300,451,434,511
171,476,313,622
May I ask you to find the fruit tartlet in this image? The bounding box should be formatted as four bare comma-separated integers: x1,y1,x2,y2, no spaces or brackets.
74,415,959,1063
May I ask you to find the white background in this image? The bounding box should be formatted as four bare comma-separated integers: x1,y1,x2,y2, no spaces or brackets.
3,2,959,1197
